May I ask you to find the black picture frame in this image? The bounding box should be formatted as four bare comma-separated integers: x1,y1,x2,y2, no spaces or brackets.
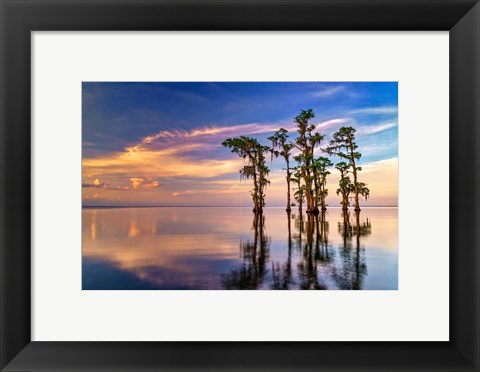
1,0,479,371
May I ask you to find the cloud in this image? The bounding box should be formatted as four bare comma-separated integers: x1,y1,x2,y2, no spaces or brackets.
356,122,397,137
348,106,398,116
144,181,160,189
127,178,160,191
139,122,296,147
172,190,203,197
83,143,239,180
311,85,345,98
83,119,397,206
82,176,159,193
315,118,350,132
130,178,145,189
118,118,352,161
83,121,301,191
360,140,398,157
82,178,106,188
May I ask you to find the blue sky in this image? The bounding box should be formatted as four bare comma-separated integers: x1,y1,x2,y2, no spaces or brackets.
82,82,398,207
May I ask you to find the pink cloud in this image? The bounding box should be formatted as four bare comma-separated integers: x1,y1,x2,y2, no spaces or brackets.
315,118,350,132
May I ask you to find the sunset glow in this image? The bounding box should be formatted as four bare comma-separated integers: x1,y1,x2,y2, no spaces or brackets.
82,82,398,207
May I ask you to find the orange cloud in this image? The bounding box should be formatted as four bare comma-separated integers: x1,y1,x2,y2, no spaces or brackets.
130,178,144,189
144,181,160,189
82,142,242,195
82,178,106,188
82,120,397,206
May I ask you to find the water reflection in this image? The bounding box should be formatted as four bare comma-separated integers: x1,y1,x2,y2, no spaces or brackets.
221,213,270,289
82,207,398,290
295,213,328,290
332,211,370,290
270,212,293,290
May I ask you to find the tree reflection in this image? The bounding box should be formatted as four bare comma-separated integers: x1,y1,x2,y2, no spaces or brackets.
295,212,330,290
221,208,373,290
334,210,371,289
221,213,270,289
315,210,334,264
271,212,294,289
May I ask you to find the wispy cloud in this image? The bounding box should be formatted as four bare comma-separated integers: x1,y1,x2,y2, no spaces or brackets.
140,122,296,147
311,85,345,98
315,118,350,132
348,106,398,116
83,144,238,179
356,122,397,137
361,144,398,158
83,120,297,203
83,116,389,196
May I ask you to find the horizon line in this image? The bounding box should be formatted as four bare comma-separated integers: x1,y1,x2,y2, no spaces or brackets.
82,205,399,209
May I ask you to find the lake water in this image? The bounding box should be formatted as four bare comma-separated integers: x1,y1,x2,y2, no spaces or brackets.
82,207,398,290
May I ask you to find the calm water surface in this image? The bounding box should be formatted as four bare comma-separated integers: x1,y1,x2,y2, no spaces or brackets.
82,207,398,290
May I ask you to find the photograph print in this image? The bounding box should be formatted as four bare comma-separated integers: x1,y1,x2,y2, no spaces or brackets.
82,82,398,290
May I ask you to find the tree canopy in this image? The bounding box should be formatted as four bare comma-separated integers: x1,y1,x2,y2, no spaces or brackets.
223,111,370,213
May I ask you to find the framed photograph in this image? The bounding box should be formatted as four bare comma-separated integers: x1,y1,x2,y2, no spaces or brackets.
1,0,479,371
80,81,399,291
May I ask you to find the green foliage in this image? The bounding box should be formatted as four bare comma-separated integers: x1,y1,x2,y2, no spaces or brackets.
268,128,293,156
223,117,371,213
357,182,370,201
292,109,327,213
223,136,270,212
325,126,361,161
313,156,333,209
335,161,354,209
327,127,368,210
268,128,295,210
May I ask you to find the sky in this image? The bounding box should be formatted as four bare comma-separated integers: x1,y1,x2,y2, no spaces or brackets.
82,82,398,207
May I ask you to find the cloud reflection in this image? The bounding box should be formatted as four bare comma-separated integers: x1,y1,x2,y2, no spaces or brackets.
82,207,398,290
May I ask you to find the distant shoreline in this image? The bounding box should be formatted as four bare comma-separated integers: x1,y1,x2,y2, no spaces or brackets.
82,205,399,209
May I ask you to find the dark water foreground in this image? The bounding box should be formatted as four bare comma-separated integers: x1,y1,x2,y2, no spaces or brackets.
82,207,398,290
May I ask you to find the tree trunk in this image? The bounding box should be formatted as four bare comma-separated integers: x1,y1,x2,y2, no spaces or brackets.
252,159,261,214
296,179,303,213
303,147,316,213
286,159,291,212
299,189,303,213
305,178,316,214
303,174,314,212
349,140,361,212
342,193,348,211
252,171,259,212
312,167,320,213
321,179,327,211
